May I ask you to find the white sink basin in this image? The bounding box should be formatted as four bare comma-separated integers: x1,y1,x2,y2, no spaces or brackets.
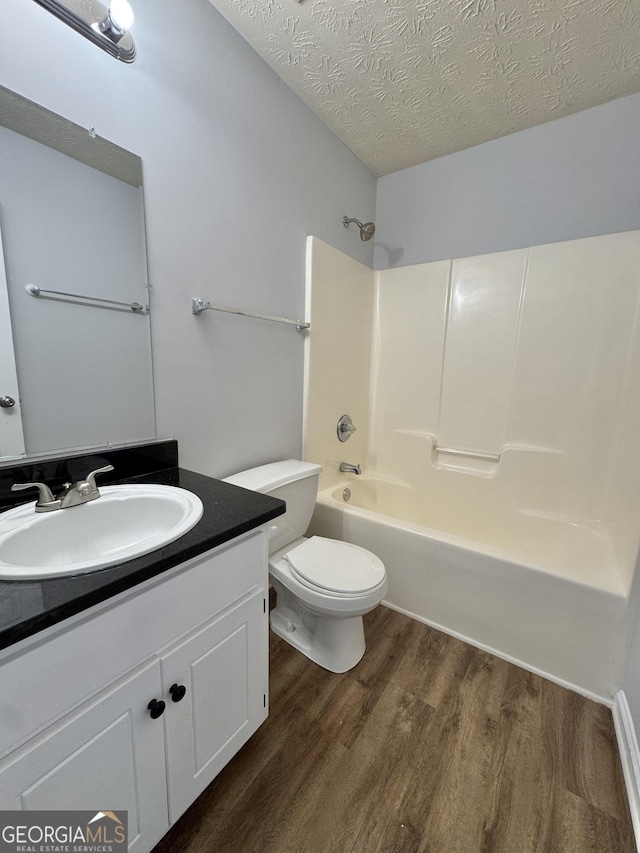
0,484,204,579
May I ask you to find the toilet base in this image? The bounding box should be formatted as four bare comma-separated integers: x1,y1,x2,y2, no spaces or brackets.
269,581,366,673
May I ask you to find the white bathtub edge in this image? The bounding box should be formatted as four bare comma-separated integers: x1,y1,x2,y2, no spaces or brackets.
379,599,611,706
612,690,640,849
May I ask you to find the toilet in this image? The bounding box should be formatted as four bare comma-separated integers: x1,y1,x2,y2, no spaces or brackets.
223,460,387,673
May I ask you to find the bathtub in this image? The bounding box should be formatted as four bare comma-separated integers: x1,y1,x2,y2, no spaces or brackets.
308,477,631,700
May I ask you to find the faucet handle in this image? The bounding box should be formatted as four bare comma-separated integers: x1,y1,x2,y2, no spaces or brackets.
83,464,114,492
11,481,57,506
55,464,115,509
337,414,356,442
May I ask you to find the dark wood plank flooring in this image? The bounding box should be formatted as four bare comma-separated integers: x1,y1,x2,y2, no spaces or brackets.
153,605,635,853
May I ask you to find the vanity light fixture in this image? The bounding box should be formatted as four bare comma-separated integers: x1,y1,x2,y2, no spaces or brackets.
32,0,136,63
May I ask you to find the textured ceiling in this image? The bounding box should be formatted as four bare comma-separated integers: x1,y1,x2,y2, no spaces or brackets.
207,0,640,176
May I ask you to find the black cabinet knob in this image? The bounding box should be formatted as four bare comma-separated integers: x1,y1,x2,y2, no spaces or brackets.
169,683,187,703
147,698,166,719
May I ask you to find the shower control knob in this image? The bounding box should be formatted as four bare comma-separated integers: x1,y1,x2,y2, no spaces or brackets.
0,396,15,408
147,698,166,719
169,683,186,702
337,414,356,442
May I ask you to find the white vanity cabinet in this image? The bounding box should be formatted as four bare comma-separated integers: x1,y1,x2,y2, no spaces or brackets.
160,590,266,822
0,527,270,853
0,661,168,851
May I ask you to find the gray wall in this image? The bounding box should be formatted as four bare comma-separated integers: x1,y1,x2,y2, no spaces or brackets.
374,94,640,269
0,0,376,476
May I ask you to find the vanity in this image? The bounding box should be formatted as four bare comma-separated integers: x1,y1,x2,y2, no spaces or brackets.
0,441,285,853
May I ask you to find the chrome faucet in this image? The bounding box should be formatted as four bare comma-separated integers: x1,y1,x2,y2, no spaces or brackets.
11,464,115,512
339,462,361,475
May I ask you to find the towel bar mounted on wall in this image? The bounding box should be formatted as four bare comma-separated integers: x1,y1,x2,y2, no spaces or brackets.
191,298,310,332
25,284,147,313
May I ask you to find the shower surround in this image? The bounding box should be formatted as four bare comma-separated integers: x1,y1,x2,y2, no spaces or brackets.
303,232,640,699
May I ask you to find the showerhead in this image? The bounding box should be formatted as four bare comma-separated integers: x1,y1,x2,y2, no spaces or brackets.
360,221,376,241
343,215,376,242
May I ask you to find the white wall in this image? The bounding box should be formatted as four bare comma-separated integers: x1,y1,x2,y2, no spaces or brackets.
0,0,376,476
306,232,640,592
374,94,640,270
303,239,373,492
373,233,640,590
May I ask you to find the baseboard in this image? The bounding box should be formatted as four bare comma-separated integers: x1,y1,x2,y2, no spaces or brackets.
380,600,610,706
613,690,640,848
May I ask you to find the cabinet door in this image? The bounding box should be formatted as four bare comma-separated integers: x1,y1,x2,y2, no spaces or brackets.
161,591,268,822
0,661,168,853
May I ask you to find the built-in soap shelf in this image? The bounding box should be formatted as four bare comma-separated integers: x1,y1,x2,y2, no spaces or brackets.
431,446,499,476
395,429,564,477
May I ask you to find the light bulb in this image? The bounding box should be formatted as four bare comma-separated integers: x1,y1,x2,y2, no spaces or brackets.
108,0,134,31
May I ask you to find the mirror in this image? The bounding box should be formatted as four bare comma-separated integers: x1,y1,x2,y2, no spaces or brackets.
0,85,155,463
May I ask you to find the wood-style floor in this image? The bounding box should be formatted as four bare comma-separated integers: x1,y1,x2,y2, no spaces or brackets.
153,605,636,853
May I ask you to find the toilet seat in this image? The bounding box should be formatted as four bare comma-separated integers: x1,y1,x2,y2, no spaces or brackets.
284,536,386,595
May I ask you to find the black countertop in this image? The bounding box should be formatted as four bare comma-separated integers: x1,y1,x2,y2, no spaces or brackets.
0,466,285,652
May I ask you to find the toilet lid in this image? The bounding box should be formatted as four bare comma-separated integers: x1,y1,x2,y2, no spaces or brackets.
284,536,385,594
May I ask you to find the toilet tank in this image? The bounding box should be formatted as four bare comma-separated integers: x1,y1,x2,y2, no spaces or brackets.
223,460,322,554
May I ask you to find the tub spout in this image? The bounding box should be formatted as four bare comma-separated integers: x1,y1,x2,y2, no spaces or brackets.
340,462,361,475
